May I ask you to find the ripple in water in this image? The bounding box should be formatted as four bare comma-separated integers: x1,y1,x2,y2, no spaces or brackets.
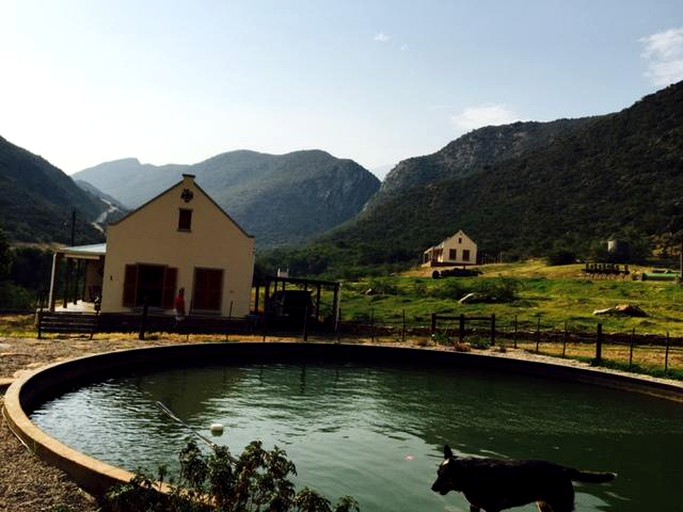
32,363,683,511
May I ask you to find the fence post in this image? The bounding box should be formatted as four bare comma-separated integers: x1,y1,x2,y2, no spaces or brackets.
562,320,568,357
431,313,437,334
302,304,309,342
665,331,670,373
595,323,603,362
225,301,234,342
513,315,518,349
459,314,465,343
402,309,406,342
371,308,375,343
336,308,342,343
490,314,496,346
535,317,541,353
138,296,148,341
629,327,635,368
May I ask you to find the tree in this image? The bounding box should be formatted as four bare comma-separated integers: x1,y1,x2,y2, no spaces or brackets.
0,225,10,279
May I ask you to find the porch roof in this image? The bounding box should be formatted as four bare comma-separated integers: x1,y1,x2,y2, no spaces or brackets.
58,243,107,259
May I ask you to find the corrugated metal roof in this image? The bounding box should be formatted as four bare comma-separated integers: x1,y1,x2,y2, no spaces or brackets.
58,243,107,258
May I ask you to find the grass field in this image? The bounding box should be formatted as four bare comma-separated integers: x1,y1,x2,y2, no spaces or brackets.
338,261,683,337
2,261,682,379
332,261,683,379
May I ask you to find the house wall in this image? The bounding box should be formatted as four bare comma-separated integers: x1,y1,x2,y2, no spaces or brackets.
423,230,478,267
440,231,477,265
101,175,255,317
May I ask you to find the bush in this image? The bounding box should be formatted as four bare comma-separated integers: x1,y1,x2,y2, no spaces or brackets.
472,278,520,303
467,336,491,350
104,439,360,512
365,278,399,295
0,281,35,310
545,250,576,266
429,279,466,300
431,332,453,346
412,280,428,297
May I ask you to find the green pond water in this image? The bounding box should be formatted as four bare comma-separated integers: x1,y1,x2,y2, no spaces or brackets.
31,362,683,511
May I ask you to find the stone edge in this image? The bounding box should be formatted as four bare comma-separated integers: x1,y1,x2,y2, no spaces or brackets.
2,342,682,498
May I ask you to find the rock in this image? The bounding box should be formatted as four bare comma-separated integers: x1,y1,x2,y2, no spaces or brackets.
592,304,648,317
459,292,477,304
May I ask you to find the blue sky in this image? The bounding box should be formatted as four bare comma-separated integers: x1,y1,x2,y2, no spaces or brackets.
1,1,682,178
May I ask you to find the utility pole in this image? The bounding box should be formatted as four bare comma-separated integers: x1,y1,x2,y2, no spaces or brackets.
63,209,76,308
70,209,76,246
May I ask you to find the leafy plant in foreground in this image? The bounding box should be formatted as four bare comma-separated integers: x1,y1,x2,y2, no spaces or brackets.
104,439,360,512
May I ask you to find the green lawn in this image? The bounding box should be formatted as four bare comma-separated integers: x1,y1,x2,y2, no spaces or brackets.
336,262,683,338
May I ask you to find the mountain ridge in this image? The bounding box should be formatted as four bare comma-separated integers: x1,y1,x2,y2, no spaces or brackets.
263,81,683,274
0,135,109,244
74,149,381,249
376,117,602,203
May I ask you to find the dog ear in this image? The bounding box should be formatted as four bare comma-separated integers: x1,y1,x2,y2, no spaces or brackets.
444,445,453,459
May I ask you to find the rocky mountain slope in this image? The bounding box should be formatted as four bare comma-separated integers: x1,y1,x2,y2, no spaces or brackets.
0,136,108,244
376,117,598,202
268,81,683,274
75,150,380,249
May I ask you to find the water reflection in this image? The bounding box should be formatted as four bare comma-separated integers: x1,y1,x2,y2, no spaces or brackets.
32,363,683,511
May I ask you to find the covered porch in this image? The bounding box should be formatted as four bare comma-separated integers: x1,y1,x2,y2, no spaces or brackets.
47,243,106,312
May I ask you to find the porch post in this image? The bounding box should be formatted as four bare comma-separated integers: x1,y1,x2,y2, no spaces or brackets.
48,252,61,312
332,282,341,331
63,257,71,308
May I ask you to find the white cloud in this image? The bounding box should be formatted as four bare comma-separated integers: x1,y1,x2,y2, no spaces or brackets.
451,103,521,132
373,32,390,43
640,28,683,87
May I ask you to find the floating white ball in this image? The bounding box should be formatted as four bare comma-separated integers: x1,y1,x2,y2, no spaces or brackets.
210,423,224,436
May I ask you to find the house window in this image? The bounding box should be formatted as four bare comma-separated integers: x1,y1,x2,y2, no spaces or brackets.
463,249,471,261
122,264,177,308
458,237,462,244
192,267,223,312
449,249,457,260
178,209,193,231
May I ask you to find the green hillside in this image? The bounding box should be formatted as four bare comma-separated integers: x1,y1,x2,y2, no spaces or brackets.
0,136,107,244
261,82,683,276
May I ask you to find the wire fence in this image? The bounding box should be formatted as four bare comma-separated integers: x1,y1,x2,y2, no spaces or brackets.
25,305,683,378
334,310,683,377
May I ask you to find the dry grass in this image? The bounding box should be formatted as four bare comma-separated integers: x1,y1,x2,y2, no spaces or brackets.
513,340,683,377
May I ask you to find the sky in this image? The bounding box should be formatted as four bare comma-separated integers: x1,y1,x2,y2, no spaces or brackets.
1,1,682,179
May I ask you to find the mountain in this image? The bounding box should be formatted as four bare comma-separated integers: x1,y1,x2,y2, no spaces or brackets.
74,179,128,212
376,117,598,203
73,158,188,209
274,82,683,273
0,136,109,244
75,150,380,249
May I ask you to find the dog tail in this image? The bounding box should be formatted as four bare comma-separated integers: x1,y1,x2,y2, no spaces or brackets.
568,469,617,484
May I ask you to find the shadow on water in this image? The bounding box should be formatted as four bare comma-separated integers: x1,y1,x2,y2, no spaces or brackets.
32,362,683,511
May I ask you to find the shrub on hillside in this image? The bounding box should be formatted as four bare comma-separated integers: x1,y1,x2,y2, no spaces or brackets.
545,250,576,266
429,279,466,300
471,278,521,303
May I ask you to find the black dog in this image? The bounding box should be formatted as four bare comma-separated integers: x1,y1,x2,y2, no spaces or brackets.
431,445,616,512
